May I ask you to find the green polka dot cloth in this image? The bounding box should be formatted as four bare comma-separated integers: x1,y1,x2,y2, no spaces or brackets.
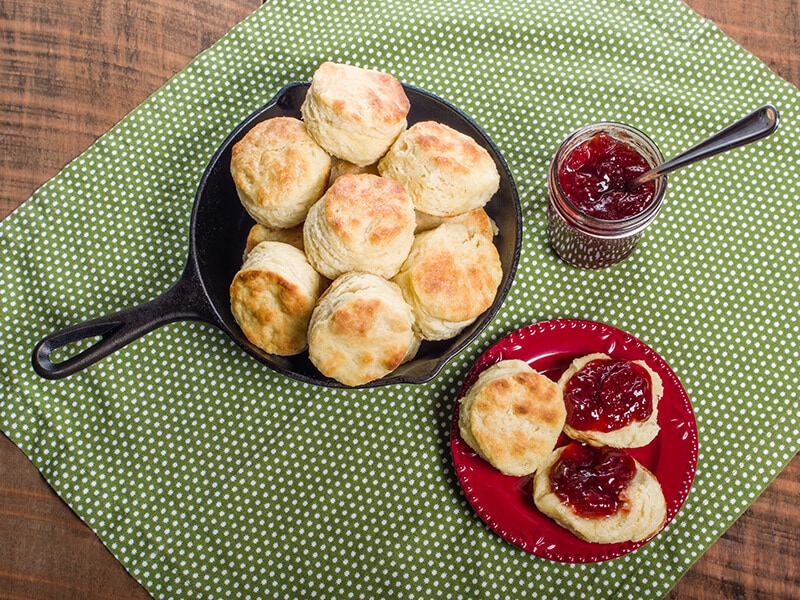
2,0,798,597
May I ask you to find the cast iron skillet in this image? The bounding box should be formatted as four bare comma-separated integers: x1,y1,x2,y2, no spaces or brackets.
32,82,522,387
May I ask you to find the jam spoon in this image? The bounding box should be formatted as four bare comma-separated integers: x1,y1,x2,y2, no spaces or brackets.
627,104,780,189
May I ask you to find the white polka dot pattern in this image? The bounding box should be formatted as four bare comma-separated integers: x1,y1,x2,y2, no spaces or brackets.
1,0,799,598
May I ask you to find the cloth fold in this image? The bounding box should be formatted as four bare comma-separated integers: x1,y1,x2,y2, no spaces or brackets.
2,0,799,598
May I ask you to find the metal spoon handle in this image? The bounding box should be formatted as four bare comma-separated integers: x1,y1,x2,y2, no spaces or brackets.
628,104,780,188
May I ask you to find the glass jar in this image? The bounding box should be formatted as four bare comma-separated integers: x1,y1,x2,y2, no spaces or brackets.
546,122,667,269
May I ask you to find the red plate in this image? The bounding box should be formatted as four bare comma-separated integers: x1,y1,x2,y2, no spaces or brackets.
451,319,698,563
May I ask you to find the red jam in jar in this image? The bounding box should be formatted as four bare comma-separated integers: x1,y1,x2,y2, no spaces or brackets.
546,122,666,269
558,132,655,220
564,358,653,432
549,442,637,518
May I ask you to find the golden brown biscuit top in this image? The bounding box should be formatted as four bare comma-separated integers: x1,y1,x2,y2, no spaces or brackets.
244,223,305,257
328,295,408,372
311,62,410,127
480,372,564,427
307,272,417,386
234,268,308,317
323,173,415,245
231,116,327,206
471,370,564,464
405,224,502,322
414,208,498,240
330,296,381,336
229,242,321,356
407,121,493,173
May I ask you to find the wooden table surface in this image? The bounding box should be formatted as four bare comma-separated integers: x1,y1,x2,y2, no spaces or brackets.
1,1,798,598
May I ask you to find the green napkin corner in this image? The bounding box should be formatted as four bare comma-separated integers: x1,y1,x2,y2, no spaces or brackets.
2,0,799,598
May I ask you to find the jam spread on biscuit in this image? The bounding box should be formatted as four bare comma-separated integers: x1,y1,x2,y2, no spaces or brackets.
564,358,653,432
558,132,655,220
549,442,636,518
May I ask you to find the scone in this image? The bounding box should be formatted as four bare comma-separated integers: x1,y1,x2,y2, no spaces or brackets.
303,173,416,280
414,207,499,240
230,116,331,228
457,359,566,477
301,62,410,166
307,272,419,386
533,442,667,544
378,120,501,217
243,223,305,259
392,221,503,340
558,353,663,448
230,241,323,356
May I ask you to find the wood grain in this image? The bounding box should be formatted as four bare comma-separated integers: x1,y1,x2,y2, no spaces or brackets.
0,433,151,599
686,0,800,86
1,1,799,599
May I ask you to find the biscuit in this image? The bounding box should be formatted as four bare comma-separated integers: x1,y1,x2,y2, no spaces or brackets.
243,223,305,259
558,353,663,448
414,207,498,239
327,157,379,187
303,173,416,280
307,272,419,386
301,62,410,166
230,241,323,356
458,359,566,477
533,443,667,544
392,221,503,340
378,120,501,217
231,116,331,228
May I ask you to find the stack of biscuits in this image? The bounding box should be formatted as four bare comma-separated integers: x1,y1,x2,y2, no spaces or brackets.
228,62,503,386
458,355,668,545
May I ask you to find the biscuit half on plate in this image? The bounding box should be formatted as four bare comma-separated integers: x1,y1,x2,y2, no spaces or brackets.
558,352,663,448
457,359,566,476
533,442,667,544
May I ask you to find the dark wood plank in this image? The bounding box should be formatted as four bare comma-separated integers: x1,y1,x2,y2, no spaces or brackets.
684,0,800,86
668,453,800,599
0,432,151,599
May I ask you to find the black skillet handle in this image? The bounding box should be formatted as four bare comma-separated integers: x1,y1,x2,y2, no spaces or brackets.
32,264,215,380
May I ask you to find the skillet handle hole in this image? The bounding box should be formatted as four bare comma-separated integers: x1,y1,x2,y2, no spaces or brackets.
48,334,105,364
32,321,124,379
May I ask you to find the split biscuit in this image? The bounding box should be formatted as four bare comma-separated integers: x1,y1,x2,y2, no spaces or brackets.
307,272,419,386
378,120,500,217
231,116,331,228
230,241,323,356
458,359,566,477
392,221,502,340
559,353,663,448
303,173,416,280
301,62,410,166
533,444,667,544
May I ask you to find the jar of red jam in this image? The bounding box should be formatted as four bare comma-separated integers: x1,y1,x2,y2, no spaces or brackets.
546,122,667,269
